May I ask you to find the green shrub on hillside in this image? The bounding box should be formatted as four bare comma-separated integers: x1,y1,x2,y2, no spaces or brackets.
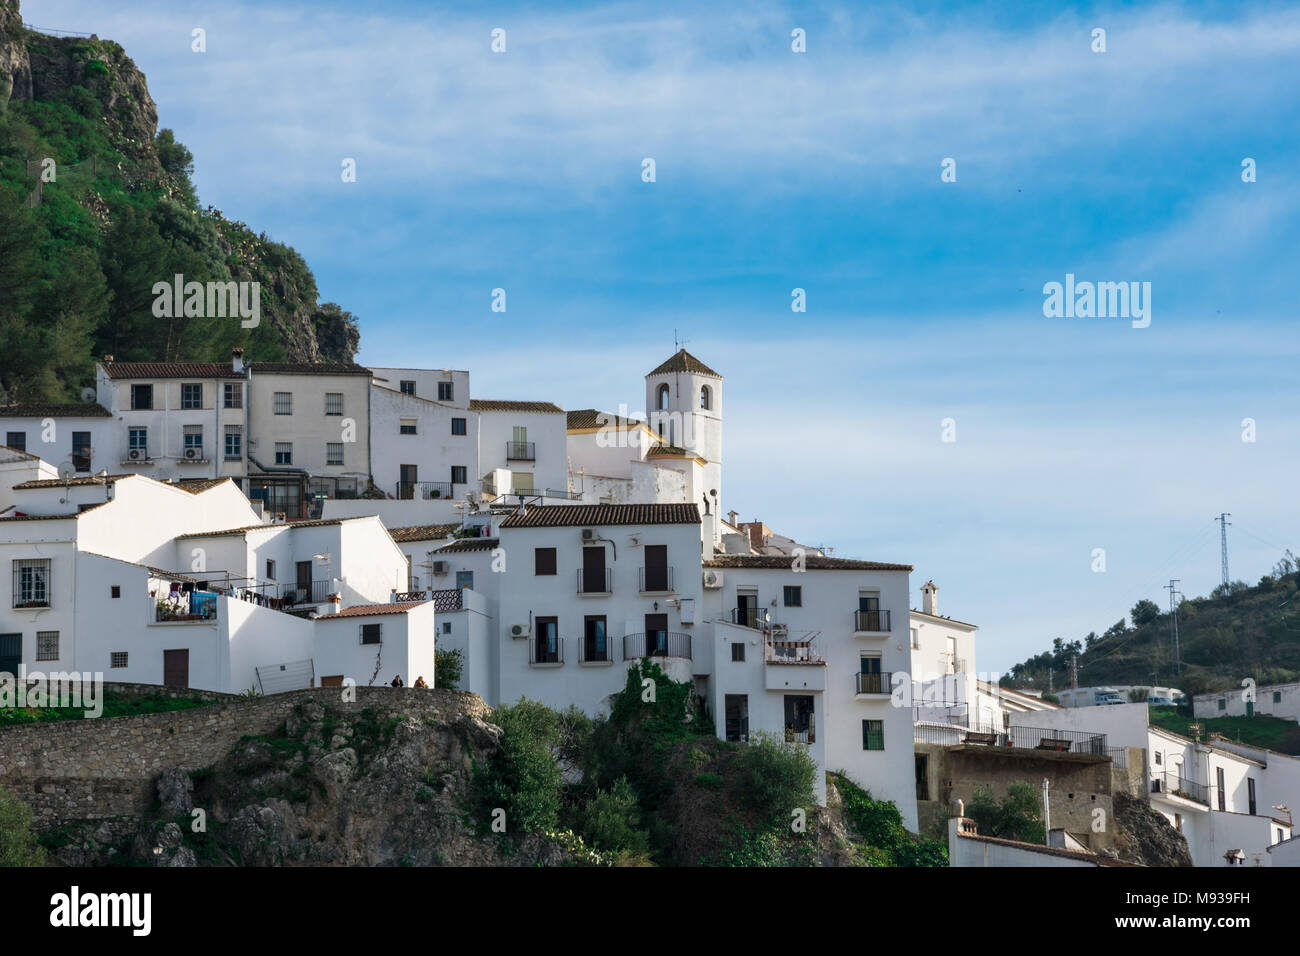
0,785,46,867
474,698,563,836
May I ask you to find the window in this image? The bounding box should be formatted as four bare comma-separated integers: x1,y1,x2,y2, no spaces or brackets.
1248,777,1257,816
534,548,557,576
451,465,467,485
451,417,467,436
361,623,381,645
5,431,24,452
111,585,121,599
783,585,802,607
181,383,202,409
910,627,920,649
400,380,416,396
275,443,293,465
1154,751,1162,766
224,426,242,460
399,419,417,435
224,382,242,408
584,616,608,662
700,385,711,410
656,383,669,410
72,431,91,471
1217,767,1226,811
442,621,452,635
129,427,148,453
325,392,343,416
534,617,560,663
1218,698,1226,711
111,652,128,668
437,381,454,402
36,630,59,661
266,560,276,580
456,570,473,591
13,558,51,607
784,695,815,743
183,425,203,457
725,694,749,742
131,384,153,410
862,719,885,751
273,391,292,415
1274,691,1283,704
512,472,535,495
731,642,745,662
326,442,344,466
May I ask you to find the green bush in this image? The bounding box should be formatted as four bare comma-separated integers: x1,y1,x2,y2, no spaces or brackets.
833,771,948,866
967,781,1045,845
0,786,46,866
734,731,816,826
579,777,650,860
433,647,463,689
475,699,563,836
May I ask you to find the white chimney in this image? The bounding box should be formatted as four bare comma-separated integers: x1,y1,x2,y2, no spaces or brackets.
921,580,938,616
232,347,245,373
324,593,341,615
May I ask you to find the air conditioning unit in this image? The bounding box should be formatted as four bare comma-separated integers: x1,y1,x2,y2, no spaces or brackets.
183,447,201,460
510,624,531,639
703,569,723,589
431,561,448,575
127,448,145,461
581,529,597,541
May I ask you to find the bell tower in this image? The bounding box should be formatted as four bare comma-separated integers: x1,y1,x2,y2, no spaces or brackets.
645,348,723,543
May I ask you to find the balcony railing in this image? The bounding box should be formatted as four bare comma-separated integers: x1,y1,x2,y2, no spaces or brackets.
623,631,692,660
506,441,535,460
530,635,564,665
912,722,1109,755
280,580,332,606
397,481,454,500
854,609,891,632
765,637,823,664
855,671,894,695
580,641,614,663
731,606,760,629
639,566,674,592
577,567,612,594
1150,771,1209,805
154,591,217,623
784,725,815,745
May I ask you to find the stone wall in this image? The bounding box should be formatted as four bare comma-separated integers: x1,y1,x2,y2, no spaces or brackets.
0,684,491,828
915,743,1116,850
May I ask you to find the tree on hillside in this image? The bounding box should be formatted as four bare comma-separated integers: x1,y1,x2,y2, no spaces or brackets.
0,785,46,866
1131,600,1161,627
967,782,1046,845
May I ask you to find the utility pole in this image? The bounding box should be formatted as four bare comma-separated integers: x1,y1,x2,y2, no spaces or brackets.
1071,654,1078,689
1217,513,1232,587
1165,580,1182,676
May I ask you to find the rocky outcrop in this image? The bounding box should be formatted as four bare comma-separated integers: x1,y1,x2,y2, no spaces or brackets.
1112,791,1194,867
44,696,576,867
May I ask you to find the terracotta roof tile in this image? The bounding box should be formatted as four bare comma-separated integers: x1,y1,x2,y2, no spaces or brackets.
499,503,701,528
566,408,645,430
0,403,112,418
102,362,244,380
13,474,134,489
328,601,427,618
436,537,500,553
647,349,721,378
470,399,564,413
388,523,461,543
248,362,371,376
704,554,912,572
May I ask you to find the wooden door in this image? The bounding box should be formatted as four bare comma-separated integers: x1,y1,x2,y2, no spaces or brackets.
163,649,189,688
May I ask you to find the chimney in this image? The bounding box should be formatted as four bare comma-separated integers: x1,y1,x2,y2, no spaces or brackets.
726,510,739,527
921,580,938,616
231,347,245,373
323,593,341,615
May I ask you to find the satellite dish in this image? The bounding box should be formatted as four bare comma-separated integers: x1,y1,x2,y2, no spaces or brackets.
58,461,76,482
80,387,96,403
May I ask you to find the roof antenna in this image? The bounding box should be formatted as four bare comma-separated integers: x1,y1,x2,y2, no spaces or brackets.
674,329,689,352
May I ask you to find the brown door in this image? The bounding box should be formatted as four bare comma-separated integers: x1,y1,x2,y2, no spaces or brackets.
645,613,668,655
582,546,606,593
163,649,189,688
644,545,668,591
320,675,344,687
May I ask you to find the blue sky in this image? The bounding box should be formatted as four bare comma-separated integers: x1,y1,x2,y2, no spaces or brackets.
25,0,1300,676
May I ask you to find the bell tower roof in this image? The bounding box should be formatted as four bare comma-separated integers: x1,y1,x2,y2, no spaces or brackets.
647,349,721,379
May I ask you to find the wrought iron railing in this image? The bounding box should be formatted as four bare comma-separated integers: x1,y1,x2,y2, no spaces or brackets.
639,566,674,592
855,671,894,695
506,441,535,460
580,640,614,663
530,635,564,665
577,567,613,594
623,631,691,660
854,609,891,632
1150,771,1208,805
731,606,760,628
396,481,454,500
912,723,1108,755
765,637,823,664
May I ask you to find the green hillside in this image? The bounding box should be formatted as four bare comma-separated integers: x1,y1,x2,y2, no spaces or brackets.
0,0,359,403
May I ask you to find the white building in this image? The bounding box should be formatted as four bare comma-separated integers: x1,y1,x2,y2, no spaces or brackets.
0,402,116,479
908,580,981,728
1195,680,1300,722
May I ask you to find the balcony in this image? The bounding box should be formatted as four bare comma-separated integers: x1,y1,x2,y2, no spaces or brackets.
396,481,454,500
639,566,675,593
278,580,332,606
580,641,615,664
764,635,823,665
154,591,217,623
913,723,1109,757
577,567,612,595
529,635,564,666
1150,771,1209,806
855,671,894,697
506,441,535,461
731,606,760,629
854,609,891,634
623,631,691,661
